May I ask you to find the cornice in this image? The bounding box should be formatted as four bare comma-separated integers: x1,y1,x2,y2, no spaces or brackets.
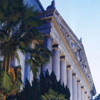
37,8,96,95
52,16,96,95
53,9,83,48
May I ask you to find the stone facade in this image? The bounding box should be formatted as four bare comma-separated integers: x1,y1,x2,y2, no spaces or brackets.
21,0,96,100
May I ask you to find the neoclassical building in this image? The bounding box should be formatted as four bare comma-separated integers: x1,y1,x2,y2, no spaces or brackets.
19,0,96,100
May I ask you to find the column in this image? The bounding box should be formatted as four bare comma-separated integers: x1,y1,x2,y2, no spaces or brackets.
52,44,60,81
88,96,90,100
72,73,77,100
37,67,41,79
67,65,72,100
43,36,52,74
81,86,85,100
15,50,25,84
24,53,30,84
85,92,87,100
77,80,81,100
60,56,67,87
30,69,33,85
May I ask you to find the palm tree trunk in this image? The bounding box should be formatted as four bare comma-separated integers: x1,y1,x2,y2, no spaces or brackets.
3,55,11,72
3,56,6,70
7,58,9,71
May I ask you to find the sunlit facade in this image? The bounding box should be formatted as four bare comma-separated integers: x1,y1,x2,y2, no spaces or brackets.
19,0,96,100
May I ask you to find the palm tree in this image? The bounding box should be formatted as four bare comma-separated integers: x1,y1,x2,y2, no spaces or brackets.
41,89,67,100
0,0,51,99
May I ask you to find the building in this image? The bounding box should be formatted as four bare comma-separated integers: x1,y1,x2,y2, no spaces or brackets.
19,0,96,100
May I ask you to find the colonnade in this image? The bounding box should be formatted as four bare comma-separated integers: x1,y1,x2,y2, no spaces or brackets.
43,37,91,100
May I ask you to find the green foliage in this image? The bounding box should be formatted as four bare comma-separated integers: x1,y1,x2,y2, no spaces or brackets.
40,70,70,100
0,0,51,72
19,78,33,100
41,89,67,100
31,78,41,100
50,71,58,92
7,71,70,100
26,44,52,77
0,66,22,96
7,78,32,100
0,71,12,93
0,0,51,97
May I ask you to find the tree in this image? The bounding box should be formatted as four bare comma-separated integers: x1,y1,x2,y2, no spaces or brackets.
40,71,46,95
40,70,51,95
50,72,58,92
41,89,67,100
50,72,70,100
0,0,51,98
40,71,70,100
7,71,70,100
31,78,41,100
6,78,31,100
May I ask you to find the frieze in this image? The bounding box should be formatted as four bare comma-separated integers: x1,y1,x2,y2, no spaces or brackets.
67,34,94,89
63,33,94,87
37,7,96,94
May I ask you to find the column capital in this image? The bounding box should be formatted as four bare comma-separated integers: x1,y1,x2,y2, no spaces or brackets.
67,65,71,70
77,80,81,84
60,56,65,61
60,55,67,87
72,73,76,78
88,96,90,98
81,86,84,90
52,44,60,81
85,92,87,95
44,34,53,39
52,44,60,50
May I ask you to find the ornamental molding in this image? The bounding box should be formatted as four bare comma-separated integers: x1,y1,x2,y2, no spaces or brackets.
37,8,96,95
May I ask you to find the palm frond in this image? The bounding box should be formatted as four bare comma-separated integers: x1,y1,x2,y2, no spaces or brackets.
0,71,13,94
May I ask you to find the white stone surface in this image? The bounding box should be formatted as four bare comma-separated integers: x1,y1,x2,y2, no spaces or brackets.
52,48,60,81
30,69,33,85
72,74,77,100
85,93,88,100
43,37,52,74
51,24,91,94
15,50,25,84
81,87,85,100
77,81,81,100
67,67,72,100
60,58,67,87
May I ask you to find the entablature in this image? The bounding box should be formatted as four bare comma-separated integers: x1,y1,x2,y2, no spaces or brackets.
37,8,96,95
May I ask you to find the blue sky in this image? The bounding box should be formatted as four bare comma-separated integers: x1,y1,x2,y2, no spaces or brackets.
40,0,100,95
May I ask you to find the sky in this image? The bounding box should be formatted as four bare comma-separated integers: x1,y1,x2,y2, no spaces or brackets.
40,0,100,95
